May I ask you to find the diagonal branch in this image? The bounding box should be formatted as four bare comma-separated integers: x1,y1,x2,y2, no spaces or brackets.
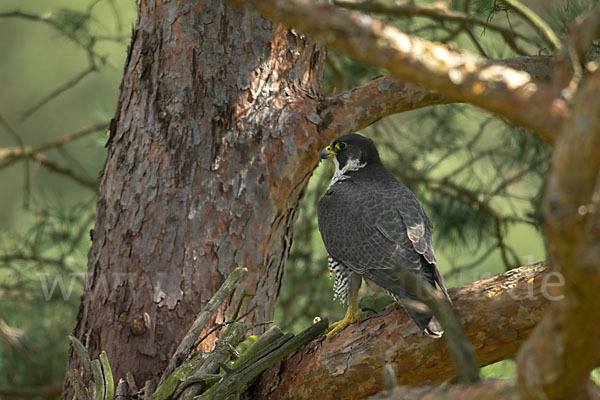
0,113,31,206
29,153,98,190
0,10,112,66
0,122,108,169
255,262,550,400
0,121,108,169
317,55,554,143
501,0,561,51
21,64,97,121
0,10,92,51
230,0,563,144
34,122,108,153
0,122,107,191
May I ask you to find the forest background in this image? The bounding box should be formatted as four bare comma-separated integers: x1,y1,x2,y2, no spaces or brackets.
0,0,594,397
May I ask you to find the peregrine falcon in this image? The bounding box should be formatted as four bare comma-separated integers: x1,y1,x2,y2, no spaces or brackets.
317,133,451,338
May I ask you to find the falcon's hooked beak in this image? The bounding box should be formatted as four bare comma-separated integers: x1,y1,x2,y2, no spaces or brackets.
320,146,335,160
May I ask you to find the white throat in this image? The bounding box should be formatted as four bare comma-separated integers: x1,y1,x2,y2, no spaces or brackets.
329,157,366,189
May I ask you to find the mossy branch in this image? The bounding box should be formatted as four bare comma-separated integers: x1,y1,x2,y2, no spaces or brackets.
229,326,284,370
99,352,115,400
67,336,115,400
173,322,246,400
198,318,329,400
160,267,248,385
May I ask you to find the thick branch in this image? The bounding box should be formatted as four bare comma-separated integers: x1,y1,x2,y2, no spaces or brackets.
516,74,600,398
230,0,562,143
256,262,550,400
318,55,554,142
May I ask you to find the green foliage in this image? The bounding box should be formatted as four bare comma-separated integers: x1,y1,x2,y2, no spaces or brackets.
547,0,600,54
0,200,95,392
480,359,517,378
592,367,600,385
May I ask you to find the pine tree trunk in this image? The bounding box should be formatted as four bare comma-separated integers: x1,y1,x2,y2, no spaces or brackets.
63,0,325,394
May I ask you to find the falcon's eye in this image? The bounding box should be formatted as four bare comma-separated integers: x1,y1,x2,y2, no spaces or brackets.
335,142,347,151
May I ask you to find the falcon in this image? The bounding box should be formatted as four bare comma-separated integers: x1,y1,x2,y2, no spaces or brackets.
317,133,451,339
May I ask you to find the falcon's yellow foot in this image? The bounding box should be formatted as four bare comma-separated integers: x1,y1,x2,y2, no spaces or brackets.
326,307,368,339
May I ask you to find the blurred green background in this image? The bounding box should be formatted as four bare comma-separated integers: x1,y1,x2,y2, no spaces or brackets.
3,0,594,397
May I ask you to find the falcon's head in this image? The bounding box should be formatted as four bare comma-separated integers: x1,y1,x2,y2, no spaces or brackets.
320,133,381,170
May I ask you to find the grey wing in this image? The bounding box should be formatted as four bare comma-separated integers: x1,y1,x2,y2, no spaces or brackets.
318,181,449,301
382,183,450,300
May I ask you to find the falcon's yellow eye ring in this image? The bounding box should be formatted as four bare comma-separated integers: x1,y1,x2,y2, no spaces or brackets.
335,142,347,151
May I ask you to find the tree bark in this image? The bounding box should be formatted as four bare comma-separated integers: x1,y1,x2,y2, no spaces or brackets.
64,0,326,393
256,263,550,400
516,70,600,400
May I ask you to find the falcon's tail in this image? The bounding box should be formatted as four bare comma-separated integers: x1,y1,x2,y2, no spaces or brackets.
405,308,444,338
425,316,443,338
